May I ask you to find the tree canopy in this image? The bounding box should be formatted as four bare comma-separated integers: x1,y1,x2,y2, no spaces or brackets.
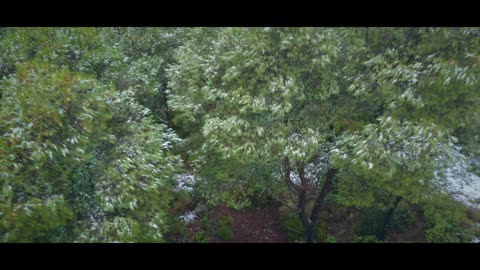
1,27,479,243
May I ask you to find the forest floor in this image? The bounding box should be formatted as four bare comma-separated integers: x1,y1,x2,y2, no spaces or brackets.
208,203,289,243
168,202,289,243
169,200,428,243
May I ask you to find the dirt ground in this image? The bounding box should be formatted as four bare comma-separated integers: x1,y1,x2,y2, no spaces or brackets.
172,201,427,243
208,203,289,243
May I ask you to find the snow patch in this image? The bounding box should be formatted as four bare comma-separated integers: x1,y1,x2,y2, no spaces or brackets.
87,205,105,229
174,174,196,191
434,146,480,210
276,153,330,186
473,223,480,243
179,210,197,224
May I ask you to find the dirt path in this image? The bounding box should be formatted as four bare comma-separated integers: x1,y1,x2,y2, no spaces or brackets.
209,203,289,243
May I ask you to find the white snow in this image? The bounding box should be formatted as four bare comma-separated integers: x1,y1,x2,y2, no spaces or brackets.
174,174,197,192
179,210,197,224
434,146,480,210
275,154,329,186
473,223,480,243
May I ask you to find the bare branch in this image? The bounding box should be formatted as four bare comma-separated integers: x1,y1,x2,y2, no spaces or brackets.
274,197,298,212
285,226,305,236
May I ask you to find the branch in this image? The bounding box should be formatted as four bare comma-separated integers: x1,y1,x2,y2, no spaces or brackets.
285,226,305,236
283,157,298,202
286,185,298,206
274,197,298,212
310,168,337,224
296,164,309,226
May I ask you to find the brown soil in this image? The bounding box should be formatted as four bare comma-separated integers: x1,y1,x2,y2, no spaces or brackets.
208,203,289,243
172,201,428,243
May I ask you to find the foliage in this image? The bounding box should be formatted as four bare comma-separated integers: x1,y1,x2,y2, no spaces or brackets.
333,117,446,206
0,63,109,242
193,156,282,210
352,235,383,243
423,194,475,243
200,212,212,231
215,227,234,241
77,89,182,242
167,27,363,242
280,209,304,241
215,215,234,241
166,215,187,242
167,27,480,242
99,27,183,124
355,207,387,239
1,27,479,243
192,212,212,243
324,235,337,243
169,28,349,164
389,203,417,233
193,230,210,243
0,28,183,242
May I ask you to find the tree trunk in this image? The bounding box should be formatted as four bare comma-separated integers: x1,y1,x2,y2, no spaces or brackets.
282,157,337,243
296,166,337,243
310,168,336,224
296,164,311,241
381,196,402,240
304,223,317,243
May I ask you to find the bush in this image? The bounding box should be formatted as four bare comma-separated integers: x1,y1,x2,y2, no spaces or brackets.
170,190,193,214
70,157,100,221
352,235,383,243
200,212,211,231
184,212,214,243
215,215,234,241
215,227,234,241
166,215,188,242
355,207,386,239
423,194,476,243
390,203,417,233
280,210,304,241
316,222,329,242
324,235,337,243
193,230,210,243
193,157,283,210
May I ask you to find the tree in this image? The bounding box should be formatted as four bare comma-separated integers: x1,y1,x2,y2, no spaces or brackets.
1,27,478,243
99,27,184,126
76,88,183,242
168,27,361,242
0,62,109,241
332,27,480,241
0,28,184,242
168,27,480,242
